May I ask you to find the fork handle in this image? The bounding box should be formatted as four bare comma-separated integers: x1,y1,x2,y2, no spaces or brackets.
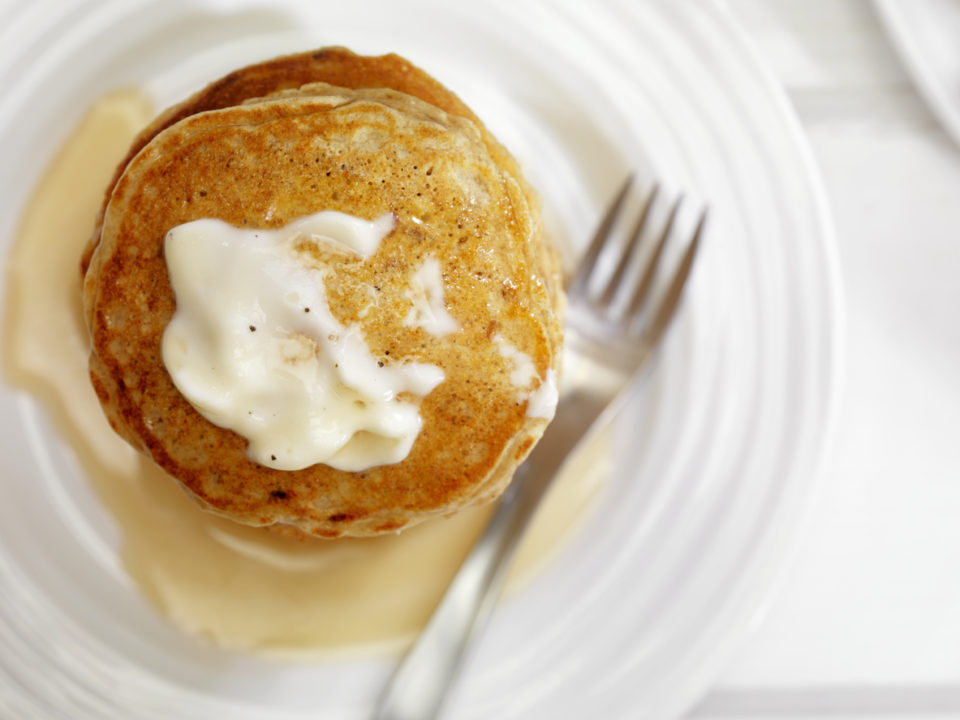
371,390,613,720
370,474,533,720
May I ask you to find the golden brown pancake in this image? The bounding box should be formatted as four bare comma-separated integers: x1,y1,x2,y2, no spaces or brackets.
82,48,562,538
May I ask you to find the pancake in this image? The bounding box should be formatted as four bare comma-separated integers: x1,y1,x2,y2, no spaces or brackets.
82,48,562,538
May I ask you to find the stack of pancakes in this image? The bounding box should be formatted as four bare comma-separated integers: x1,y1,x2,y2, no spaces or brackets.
81,47,562,538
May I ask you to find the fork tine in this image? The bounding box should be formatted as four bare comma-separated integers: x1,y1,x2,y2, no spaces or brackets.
624,195,682,318
568,174,634,296
637,209,706,348
598,183,660,307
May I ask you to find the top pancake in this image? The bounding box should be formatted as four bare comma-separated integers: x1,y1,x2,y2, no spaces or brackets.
82,48,562,538
80,47,522,277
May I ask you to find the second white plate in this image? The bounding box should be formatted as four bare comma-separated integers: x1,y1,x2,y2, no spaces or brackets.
875,0,960,148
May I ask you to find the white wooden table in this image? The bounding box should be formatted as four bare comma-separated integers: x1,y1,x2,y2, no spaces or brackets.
689,1,960,717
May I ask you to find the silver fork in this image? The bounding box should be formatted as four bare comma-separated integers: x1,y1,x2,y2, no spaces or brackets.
371,176,706,720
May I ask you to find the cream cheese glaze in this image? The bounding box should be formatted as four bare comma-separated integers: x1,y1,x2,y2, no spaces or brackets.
494,332,537,387
161,211,445,472
493,333,559,419
403,255,459,336
526,368,559,420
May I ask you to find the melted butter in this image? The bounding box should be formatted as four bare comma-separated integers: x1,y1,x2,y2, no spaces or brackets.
2,89,606,658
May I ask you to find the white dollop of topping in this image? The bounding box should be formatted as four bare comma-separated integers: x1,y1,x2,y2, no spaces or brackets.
494,333,538,388
493,334,558,419
161,210,445,472
403,256,459,336
526,368,558,420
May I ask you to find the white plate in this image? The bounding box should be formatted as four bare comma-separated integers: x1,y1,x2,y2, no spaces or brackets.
875,0,960,148
0,1,842,718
